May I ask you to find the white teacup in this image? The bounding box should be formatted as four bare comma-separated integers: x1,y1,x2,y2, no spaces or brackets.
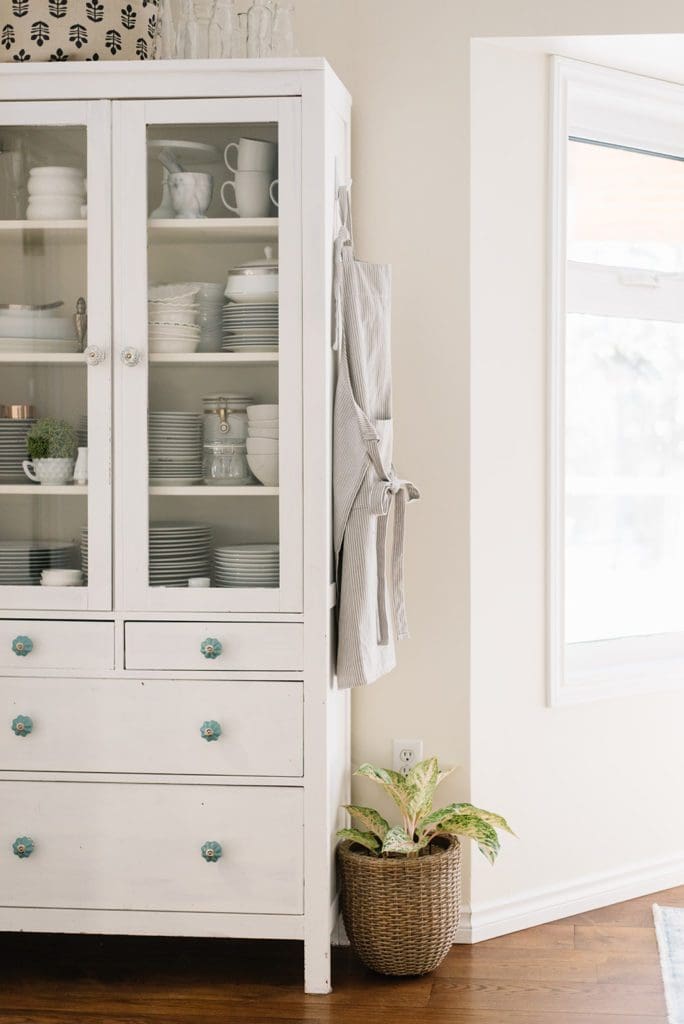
41,568,83,587
224,138,276,174
23,457,74,485
221,171,278,219
169,172,213,219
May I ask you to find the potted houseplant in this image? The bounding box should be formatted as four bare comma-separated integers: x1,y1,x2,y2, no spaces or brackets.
337,757,513,976
23,417,77,486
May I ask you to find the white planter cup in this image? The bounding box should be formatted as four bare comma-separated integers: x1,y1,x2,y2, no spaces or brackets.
23,457,75,485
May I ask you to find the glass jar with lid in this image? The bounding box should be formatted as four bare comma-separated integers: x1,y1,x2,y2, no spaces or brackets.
203,441,253,486
202,393,252,444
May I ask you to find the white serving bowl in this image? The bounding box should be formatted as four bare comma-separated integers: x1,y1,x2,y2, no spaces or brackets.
41,568,83,586
246,437,279,454
248,417,278,427
0,314,76,339
247,452,279,487
148,338,198,353
248,426,279,439
30,166,83,178
149,284,200,302
225,282,279,304
246,404,279,421
28,178,84,198
148,307,198,326
27,201,83,220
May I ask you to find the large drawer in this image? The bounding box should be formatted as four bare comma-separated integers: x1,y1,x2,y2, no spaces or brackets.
0,677,302,776
0,620,114,672
1,781,303,914
125,621,303,672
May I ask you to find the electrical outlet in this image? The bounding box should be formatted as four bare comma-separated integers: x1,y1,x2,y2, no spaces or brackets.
392,738,423,776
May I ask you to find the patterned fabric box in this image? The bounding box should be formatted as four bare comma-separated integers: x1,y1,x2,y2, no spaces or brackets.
0,0,158,61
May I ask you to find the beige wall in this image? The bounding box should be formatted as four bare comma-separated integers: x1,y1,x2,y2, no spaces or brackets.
293,0,684,925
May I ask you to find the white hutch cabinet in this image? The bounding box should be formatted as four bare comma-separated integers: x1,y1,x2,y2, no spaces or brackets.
0,59,351,994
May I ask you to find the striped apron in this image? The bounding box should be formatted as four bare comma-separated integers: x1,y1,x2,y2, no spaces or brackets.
333,186,419,689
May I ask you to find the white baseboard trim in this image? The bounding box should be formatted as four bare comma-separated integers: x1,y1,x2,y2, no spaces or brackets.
454,852,684,944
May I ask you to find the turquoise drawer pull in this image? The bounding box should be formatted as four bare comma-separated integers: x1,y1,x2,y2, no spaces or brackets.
200,720,222,742
200,638,222,660
11,714,33,738
12,837,34,858
201,841,222,863
12,636,33,657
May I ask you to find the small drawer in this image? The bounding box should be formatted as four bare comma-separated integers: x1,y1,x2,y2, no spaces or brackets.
125,621,302,672
1,780,303,915
0,677,302,777
0,620,114,672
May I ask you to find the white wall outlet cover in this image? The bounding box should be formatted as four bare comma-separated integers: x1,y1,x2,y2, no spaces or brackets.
392,738,424,776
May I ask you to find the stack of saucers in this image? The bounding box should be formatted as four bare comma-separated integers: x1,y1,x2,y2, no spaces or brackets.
149,522,212,587
222,301,278,353
149,411,202,485
27,166,86,221
214,543,279,588
80,526,88,583
77,414,87,448
0,416,35,483
0,540,74,586
188,282,225,352
148,284,200,354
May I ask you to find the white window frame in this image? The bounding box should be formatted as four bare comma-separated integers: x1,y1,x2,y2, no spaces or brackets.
548,57,684,705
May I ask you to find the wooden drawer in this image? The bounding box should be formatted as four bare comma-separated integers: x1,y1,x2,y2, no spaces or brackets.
0,620,114,672
0,677,302,777
125,621,303,672
0,781,303,914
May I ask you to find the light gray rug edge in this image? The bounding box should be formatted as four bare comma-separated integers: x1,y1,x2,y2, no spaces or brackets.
654,904,684,1024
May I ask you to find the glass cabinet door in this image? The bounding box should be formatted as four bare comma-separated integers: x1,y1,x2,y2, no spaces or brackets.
115,98,302,611
0,101,112,611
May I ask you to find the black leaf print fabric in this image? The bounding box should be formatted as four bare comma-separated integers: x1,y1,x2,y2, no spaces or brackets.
1,0,157,60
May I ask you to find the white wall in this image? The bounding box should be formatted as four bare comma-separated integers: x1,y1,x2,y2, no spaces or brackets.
292,0,684,935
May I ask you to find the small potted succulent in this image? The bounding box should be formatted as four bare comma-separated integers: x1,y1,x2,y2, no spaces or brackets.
23,418,77,486
337,757,513,976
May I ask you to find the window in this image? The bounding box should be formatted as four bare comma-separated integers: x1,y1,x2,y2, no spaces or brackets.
549,60,684,703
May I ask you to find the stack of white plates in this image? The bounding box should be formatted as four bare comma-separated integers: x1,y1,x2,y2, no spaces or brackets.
149,522,212,587
222,302,278,352
0,540,74,586
26,166,86,221
149,411,202,485
80,526,88,583
0,302,79,353
148,284,200,354
0,417,34,482
214,543,279,588
77,414,88,448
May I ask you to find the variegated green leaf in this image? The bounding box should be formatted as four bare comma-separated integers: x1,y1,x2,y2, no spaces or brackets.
354,763,411,816
450,803,515,836
436,765,456,788
405,756,440,819
417,804,459,835
336,828,381,855
343,804,390,841
381,826,420,855
439,814,501,864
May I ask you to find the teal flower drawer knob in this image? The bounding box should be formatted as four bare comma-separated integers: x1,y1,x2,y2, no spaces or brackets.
200,720,222,742
200,638,222,660
12,837,34,858
201,841,222,863
12,636,33,657
11,714,33,738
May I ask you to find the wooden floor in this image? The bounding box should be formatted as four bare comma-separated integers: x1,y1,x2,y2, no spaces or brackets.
1,885,681,1023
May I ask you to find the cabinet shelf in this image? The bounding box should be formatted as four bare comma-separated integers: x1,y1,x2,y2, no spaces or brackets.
149,485,278,497
0,220,86,238
0,352,86,365
0,484,87,495
148,218,278,243
149,352,278,366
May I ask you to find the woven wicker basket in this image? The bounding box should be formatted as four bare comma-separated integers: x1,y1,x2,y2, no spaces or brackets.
337,834,461,976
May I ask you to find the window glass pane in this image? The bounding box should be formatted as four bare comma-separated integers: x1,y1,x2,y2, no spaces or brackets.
567,140,684,273
565,313,684,643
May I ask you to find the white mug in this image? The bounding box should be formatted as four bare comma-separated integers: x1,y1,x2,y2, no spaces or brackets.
221,170,278,218
224,138,276,174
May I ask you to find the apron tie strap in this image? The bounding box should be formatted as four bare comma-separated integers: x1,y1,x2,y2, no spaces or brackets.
369,470,420,644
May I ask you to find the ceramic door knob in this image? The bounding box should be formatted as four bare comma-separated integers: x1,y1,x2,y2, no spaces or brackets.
200,638,222,659
11,635,32,657
200,720,222,741
12,837,34,858
201,841,222,862
11,715,33,738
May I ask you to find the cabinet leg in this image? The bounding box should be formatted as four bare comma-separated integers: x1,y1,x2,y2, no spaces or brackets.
304,934,332,994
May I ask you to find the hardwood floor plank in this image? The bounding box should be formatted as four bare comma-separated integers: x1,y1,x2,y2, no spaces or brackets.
596,955,664,985
428,978,667,1016
434,952,598,982
574,925,659,954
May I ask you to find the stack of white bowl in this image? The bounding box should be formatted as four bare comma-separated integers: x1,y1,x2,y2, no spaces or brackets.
148,284,200,353
246,404,278,486
27,166,86,221
187,282,225,352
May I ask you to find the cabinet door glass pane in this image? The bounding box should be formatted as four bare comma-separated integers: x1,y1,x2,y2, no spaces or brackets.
0,111,110,608
145,121,280,592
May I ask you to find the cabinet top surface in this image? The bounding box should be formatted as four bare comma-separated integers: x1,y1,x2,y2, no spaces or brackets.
0,57,350,104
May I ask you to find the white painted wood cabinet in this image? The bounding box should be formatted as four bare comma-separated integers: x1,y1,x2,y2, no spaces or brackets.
0,59,351,994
